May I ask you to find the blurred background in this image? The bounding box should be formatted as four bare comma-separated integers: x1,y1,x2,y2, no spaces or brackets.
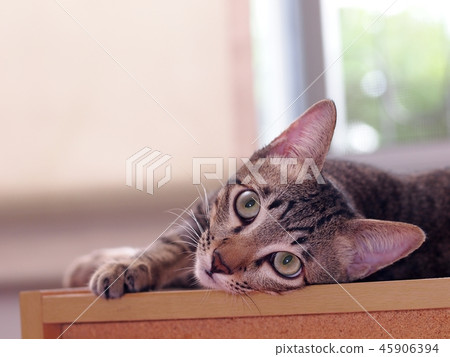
1,0,450,338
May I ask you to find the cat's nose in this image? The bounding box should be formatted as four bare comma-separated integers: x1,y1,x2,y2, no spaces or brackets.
210,249,232,275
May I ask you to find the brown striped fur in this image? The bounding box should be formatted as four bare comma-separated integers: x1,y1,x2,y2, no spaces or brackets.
65,100,449,297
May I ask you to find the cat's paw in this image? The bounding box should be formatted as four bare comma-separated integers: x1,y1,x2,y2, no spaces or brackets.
63,247,139,288
89,260,154,299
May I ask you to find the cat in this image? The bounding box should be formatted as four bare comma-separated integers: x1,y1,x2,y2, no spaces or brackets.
64,99,450,298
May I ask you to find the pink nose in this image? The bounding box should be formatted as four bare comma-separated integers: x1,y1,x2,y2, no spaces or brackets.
210,249,232,275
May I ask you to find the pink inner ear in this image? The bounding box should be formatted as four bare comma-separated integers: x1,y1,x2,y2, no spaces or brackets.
268,100,336,166
347,219,426,280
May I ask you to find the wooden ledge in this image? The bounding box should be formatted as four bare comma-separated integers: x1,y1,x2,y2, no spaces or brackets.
20,278,450,338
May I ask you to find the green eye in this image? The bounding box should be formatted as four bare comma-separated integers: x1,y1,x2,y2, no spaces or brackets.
235,190,260,220
272,252,302,278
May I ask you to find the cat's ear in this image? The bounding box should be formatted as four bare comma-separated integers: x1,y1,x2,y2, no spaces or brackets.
344,219,426,281
261,99,336,169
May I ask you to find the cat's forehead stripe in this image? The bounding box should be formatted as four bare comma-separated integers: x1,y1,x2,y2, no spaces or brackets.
301,249,315,262
216,184,233,213
290,235,308,246
286,226,314,234
261,186,271,197
315,208,355,229
268,199,283,210
279,200,296,220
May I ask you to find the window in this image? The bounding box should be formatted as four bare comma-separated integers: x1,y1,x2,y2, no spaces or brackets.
251,0,450,157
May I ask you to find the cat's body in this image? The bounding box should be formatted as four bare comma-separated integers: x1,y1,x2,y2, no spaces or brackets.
64,100,450,297
322,160,449,281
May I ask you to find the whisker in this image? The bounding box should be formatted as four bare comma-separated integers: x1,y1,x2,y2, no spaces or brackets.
167,208,199,236
194,184,207,211
200,288,212,305
167,237,198,250
173,221,200,239
178,238,198,249
166,205,202,234
190,209,205,234
175,225,200,241
174,266,195,274
200,183,210,219
239,293,252,311
179,216,202,237
178,232,197,240
243,292,261,315
187,274,200,286
183,251,198,260
184,209,197,223
164,208,185,215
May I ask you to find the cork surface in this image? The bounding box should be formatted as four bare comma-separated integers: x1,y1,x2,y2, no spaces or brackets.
20,279,450,338
60,308,449,339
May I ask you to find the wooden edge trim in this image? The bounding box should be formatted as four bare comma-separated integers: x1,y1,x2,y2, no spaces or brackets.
20,291,62,338
34,278,450,324
20,291,44,338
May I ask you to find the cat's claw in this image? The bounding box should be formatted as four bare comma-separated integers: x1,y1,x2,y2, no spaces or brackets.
89,261,153,299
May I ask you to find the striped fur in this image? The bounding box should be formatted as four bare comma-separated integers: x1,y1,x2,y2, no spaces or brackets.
65,100,450,297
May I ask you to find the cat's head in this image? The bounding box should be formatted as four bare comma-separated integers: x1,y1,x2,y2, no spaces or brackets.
195,100,425,294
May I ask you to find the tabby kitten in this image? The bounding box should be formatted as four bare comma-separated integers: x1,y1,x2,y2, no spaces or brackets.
64,100,450,297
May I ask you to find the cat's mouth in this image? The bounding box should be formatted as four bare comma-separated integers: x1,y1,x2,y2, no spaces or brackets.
196,265,228,290
203,269,215,281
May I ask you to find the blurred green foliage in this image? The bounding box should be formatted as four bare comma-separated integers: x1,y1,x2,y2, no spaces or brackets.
341,7,450,147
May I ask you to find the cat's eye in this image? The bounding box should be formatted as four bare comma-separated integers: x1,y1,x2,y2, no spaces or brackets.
235,190,260,220
271,252,302,278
